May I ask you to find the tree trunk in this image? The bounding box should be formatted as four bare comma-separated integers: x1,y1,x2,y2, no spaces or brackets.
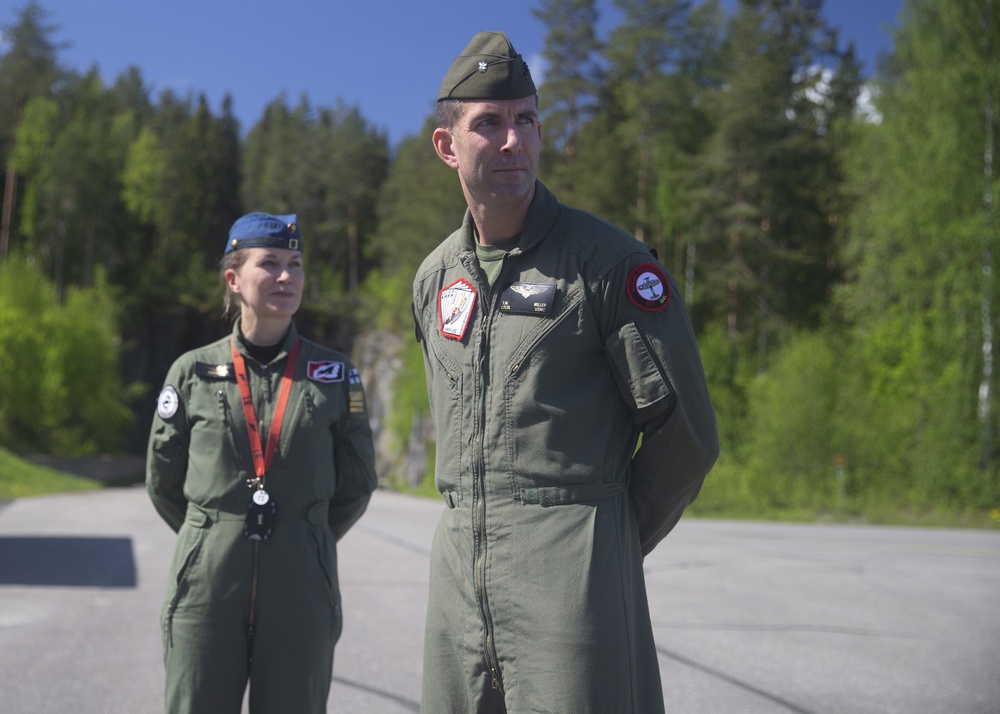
348,201,359,304
1,162,16,259
979,0,995,474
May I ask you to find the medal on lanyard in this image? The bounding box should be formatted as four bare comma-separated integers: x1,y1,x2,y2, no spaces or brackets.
230,336,300,542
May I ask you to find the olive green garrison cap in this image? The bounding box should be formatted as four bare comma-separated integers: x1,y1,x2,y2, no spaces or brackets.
437,31,536,102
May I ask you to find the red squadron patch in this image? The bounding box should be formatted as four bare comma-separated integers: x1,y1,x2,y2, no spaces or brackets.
626,263,671,311
438,277,477,341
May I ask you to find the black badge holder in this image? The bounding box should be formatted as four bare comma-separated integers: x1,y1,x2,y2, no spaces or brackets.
243,487,277,541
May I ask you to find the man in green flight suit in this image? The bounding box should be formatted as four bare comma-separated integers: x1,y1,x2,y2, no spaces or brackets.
412,31,720,713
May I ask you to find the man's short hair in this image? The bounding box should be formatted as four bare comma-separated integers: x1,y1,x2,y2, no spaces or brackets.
436,99,466,131
435,95,540,132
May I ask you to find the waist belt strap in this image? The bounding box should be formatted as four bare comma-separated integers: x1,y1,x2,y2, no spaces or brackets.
186,501,247,526
519,480,627,506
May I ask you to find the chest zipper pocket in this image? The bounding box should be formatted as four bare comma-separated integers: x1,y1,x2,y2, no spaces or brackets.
217,390,247,468
304,390,315,417
508,285,584,377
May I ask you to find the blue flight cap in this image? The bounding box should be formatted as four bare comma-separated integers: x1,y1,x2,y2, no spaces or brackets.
225,212,301,254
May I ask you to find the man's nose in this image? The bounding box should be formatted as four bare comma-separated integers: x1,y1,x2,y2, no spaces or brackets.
501,125,522,154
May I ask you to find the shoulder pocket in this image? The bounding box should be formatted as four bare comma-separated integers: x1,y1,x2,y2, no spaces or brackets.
605,321,673,418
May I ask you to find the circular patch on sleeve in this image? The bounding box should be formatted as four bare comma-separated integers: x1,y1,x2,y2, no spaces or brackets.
156,385,179,420
626,263,671,311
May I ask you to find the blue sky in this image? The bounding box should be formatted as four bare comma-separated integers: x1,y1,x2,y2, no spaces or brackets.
3,0,903,146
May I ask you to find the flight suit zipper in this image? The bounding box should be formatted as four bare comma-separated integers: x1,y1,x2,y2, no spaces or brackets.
472,315,500,689
473,438,500,689
471,254,514,692
241,355,271,662
217,384,256,646
247,539,260,661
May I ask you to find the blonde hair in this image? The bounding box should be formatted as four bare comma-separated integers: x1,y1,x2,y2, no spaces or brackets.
220,249,249,320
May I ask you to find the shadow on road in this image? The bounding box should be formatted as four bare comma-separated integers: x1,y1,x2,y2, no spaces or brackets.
0,536,137,587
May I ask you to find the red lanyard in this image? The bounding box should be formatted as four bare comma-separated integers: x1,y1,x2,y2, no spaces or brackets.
230,335,300,481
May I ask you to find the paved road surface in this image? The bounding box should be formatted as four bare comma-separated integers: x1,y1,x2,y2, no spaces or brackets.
0,486,997,713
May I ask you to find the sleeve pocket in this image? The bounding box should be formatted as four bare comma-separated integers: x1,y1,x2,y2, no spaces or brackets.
605,321,674,418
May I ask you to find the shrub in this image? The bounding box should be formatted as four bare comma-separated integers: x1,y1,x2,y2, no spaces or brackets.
0,256,132,454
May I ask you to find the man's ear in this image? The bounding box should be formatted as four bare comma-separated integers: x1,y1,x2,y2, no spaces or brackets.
433,127,460,170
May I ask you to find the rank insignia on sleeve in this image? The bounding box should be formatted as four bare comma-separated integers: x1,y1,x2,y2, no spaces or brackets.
349,389,366,415
308,361,345,383
626,263,671,311
347,368,367,414
438,277,477,341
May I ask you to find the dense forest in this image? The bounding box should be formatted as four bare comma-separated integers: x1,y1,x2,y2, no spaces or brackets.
1,0,997,524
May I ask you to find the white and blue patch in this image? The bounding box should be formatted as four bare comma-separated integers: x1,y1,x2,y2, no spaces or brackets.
307,361,345,383
156,385,179,419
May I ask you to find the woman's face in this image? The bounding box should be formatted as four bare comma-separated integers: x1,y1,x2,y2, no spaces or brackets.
225,247,304,321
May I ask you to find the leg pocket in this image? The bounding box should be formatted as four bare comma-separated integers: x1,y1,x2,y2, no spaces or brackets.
161,527,205,655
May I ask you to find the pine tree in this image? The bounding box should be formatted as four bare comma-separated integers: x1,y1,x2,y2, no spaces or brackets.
0,0,63,258
532,0,604,197
571,0,724,272
689,0,856,358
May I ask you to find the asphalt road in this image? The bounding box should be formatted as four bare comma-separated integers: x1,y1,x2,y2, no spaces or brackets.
0,486,997,713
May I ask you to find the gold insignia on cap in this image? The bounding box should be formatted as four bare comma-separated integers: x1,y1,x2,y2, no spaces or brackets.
287,223,296,233
231,238,238,248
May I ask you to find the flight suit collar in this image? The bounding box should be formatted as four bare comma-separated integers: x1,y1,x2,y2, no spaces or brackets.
455,180,559,259
230,318,300,363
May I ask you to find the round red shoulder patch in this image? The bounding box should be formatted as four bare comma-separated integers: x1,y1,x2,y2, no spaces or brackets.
626,263,671,311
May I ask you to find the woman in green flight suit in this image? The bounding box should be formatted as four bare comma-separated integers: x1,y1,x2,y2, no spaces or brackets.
146,212,377,713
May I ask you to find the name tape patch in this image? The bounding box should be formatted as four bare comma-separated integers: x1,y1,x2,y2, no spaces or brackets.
499,282,556,316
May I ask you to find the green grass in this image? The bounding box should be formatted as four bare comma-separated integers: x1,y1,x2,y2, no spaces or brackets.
682,500,1000,529
0,446,103,500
